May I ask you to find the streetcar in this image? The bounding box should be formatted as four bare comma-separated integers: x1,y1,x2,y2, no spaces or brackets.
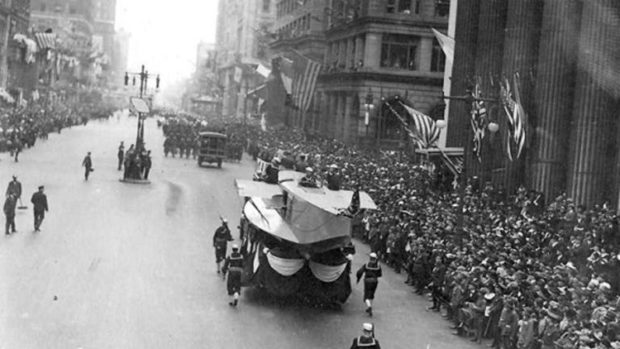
234,170,377,305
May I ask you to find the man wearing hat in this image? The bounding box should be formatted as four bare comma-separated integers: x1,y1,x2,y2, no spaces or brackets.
30,186,48,231
299,167,319,188
82,152,93,181
356,252,383,316
539,305,563,349
222,243,244,307
213,219,233,274
350,323,381,349
6,175,22,200
326,164,341,191
4,192,17,235
263,158,280,184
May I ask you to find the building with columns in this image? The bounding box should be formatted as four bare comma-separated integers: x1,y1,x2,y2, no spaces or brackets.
310,0,449,145
447,0,620,208
215,0,276,117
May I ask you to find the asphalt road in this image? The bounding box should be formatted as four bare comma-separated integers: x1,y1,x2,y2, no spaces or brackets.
0,115,481,349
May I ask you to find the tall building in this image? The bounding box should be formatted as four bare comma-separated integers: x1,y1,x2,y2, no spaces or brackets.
92,0,116,85
447,0,620,208
215,0,276,117
269,0,449,144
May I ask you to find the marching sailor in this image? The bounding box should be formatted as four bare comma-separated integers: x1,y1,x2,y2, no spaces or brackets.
222,244,244,307
213,219,233,274
350,323,381,349
356,252,382,317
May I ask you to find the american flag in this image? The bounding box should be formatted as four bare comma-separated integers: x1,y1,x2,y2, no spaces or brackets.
500,75,526,161
471,81,487,162
385,100,441,148
281,50,322,112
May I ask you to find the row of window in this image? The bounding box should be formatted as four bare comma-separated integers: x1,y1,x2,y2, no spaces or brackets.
276,0,306,18
276,13,312,40
326,33,445,73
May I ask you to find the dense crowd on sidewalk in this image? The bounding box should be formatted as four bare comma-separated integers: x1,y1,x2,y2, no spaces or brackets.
216,118,620,349
0,102,114,159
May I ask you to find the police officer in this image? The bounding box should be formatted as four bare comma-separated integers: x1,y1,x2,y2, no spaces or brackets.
4,193,17,235
6,175,22,200
356,252,382,316
350,323,381,349
222,244,244,307
82,152,93,180
31,185,48,231
213,219,233,274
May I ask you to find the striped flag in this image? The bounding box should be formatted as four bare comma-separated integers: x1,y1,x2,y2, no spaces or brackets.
500,75,526,161
288,50,322,112
471,81,487,162
385,100,441,148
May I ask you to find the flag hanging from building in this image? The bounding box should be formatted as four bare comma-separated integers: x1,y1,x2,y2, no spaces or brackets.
471,80,487,162
431,28,454,65
281,50,321,112
384,99,440,148
500,75,526,161
233,66,243,83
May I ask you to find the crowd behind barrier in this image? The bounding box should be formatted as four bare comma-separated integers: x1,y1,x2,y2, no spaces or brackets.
0,102,114,159
210,117,620,349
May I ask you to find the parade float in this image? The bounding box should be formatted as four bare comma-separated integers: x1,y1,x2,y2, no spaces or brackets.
234,169,377,305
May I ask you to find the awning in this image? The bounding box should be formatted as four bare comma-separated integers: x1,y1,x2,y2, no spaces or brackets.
34,33,56,50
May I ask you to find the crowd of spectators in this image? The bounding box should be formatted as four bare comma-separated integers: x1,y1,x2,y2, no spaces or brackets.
219,118,620,349
0,102,113,160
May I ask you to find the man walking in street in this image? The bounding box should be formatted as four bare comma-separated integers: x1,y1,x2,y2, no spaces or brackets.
4,193,17,235
6,175,22,200
82,152,93,180
31,186,48,231
356,252,383,317
350,323,381,349
213,218,233,274
222,244,244,307
143,150,152,180
117,141,125,171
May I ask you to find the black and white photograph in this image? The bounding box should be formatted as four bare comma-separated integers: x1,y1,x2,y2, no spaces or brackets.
1,0,620,348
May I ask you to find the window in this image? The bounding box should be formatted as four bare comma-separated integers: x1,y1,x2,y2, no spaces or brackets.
263,0,270,12
386,0,396,13
435,0,450,17
431,38,446,72
398,0,412,13
380,34,419,70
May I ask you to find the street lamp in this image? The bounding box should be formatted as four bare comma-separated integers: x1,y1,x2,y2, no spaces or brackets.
124,65,161,152
364,88,374,136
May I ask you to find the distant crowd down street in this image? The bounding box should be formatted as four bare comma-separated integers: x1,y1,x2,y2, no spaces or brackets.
158,112,620,349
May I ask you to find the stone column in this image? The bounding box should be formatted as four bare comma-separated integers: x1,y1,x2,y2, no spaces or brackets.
531,0,580,201
418,36,433,72
473,0,507,185
364,32,381,69
567,0,620,207
500,0,543,193
446,0,480,159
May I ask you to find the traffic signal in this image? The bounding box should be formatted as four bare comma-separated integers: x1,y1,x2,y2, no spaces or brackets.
124,72,129,85
156,75,160,89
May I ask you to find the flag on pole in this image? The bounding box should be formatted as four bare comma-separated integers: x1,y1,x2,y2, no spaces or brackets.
256,64,271,78
279,56,294,95
287,50,322,112
500,75,526,161
384,100,440,148
471,80,487,162
431,28,454,65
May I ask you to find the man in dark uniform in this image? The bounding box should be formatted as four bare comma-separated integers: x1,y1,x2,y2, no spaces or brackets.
263,158,280,184
6,175,22,200
82,152,93,180
213,219,233,274
326,164,341,190
299,167,319,188
143,150,152,180
356,252,382,316
31,186,48,231
222,244,244,307
4,193,17,235
350,323,381,349
117,142,125,171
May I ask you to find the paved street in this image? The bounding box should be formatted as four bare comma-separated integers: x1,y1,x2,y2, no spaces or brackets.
0,116,480,349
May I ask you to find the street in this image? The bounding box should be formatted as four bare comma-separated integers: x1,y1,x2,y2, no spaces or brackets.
0,116,480,349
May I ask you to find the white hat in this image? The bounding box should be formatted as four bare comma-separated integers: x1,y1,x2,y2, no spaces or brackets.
232,244,239,250
222,218,228,224
362,323,373,332
329,164,338,169
369,252,377,259
305,167,313,172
